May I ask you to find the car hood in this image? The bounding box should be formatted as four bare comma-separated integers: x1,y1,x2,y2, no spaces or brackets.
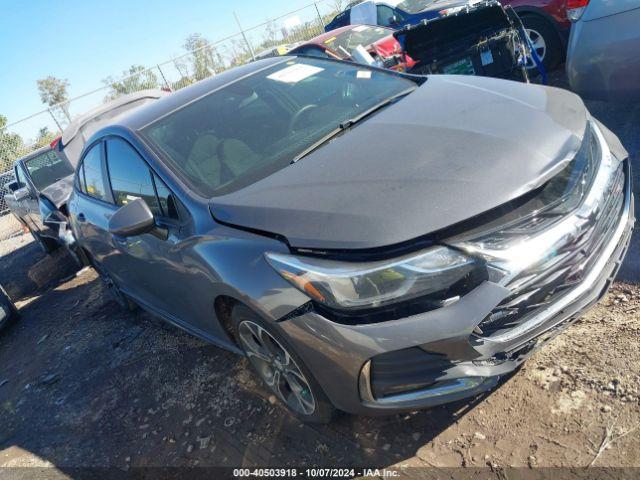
41,175,74,209
210,75,588,251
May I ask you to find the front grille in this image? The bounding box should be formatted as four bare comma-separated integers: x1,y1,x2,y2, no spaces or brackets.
478,164,626,337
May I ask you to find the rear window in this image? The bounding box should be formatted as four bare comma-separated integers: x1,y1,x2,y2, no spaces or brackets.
142,59,417,197
62,97,159,166
24,150,74,191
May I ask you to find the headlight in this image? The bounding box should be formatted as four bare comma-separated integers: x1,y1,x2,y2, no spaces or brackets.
266,246,479,311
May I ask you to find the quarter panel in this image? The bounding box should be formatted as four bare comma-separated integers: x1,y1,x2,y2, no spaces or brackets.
567,9,640,101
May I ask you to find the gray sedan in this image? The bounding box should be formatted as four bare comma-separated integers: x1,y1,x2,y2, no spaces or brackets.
68,57,634,422
567,0,640,101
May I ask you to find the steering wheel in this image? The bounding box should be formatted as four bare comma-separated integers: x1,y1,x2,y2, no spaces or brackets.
288,104,318,132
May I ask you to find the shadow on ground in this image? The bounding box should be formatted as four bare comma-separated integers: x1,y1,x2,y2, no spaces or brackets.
0,262,500,470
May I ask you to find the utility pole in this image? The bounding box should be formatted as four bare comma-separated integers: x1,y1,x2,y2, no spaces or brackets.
314,2,325,28
156,65,172,91
47,108,63,133
234,11,256,61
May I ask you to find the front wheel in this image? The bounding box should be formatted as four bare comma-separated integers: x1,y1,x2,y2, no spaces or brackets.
231,304,336,423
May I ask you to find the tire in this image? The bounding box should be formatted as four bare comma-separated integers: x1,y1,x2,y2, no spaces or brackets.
31,230,58,254
230,304,336,423
0,285,18,332
521,15,563,72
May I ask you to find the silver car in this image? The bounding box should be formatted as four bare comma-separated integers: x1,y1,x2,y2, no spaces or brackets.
68,57,634,422
567,0,640,101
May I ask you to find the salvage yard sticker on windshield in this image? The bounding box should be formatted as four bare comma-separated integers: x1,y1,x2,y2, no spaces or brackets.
267,64,324,83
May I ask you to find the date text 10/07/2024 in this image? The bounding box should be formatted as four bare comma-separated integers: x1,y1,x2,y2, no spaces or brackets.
233,468,400,478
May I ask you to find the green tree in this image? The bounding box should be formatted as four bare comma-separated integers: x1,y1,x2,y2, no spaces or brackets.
103,65,160,100
36,76,71,125
183,33,223,80
262,20,279,48
170,55,194,90
0,115,25,172
33,127,57,149
228,37,254,66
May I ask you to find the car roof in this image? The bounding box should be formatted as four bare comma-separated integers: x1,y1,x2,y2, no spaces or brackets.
113,57,292,132
60,89,167,145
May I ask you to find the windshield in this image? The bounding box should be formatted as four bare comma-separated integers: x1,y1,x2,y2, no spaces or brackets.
25,150,74,191
142,59,418,197
324,25,393,54
397,0,437,14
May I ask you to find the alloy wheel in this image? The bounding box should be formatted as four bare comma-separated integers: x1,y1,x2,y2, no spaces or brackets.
523,28,547,69
238,320,316,416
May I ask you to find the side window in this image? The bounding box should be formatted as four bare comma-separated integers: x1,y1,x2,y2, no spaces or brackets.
106,139,162,217
153,173,179,220
80,143,109,201
24,150,74,191
77,163,86,192
377,5,399,26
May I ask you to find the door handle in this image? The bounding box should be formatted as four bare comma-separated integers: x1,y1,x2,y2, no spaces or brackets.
77,213,86,223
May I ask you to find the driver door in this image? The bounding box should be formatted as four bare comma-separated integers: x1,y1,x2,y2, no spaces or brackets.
14,163,41,233
102,137,186,322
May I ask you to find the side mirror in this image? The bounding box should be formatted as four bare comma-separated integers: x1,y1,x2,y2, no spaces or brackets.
108,198,155,238
13,187,30,202
6,181,19,192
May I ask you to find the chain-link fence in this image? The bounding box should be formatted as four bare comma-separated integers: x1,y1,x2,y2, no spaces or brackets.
0,0,339,241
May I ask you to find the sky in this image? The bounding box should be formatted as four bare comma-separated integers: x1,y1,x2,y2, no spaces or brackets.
0,0,328,138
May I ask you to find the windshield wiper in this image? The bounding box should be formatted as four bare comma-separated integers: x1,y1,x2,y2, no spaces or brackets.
339,87,416,130
291,87,415,164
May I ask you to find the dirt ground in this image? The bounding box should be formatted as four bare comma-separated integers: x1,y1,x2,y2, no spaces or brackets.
0,72,638,478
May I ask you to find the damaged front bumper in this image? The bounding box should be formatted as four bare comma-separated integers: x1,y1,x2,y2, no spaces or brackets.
279,123,635,415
